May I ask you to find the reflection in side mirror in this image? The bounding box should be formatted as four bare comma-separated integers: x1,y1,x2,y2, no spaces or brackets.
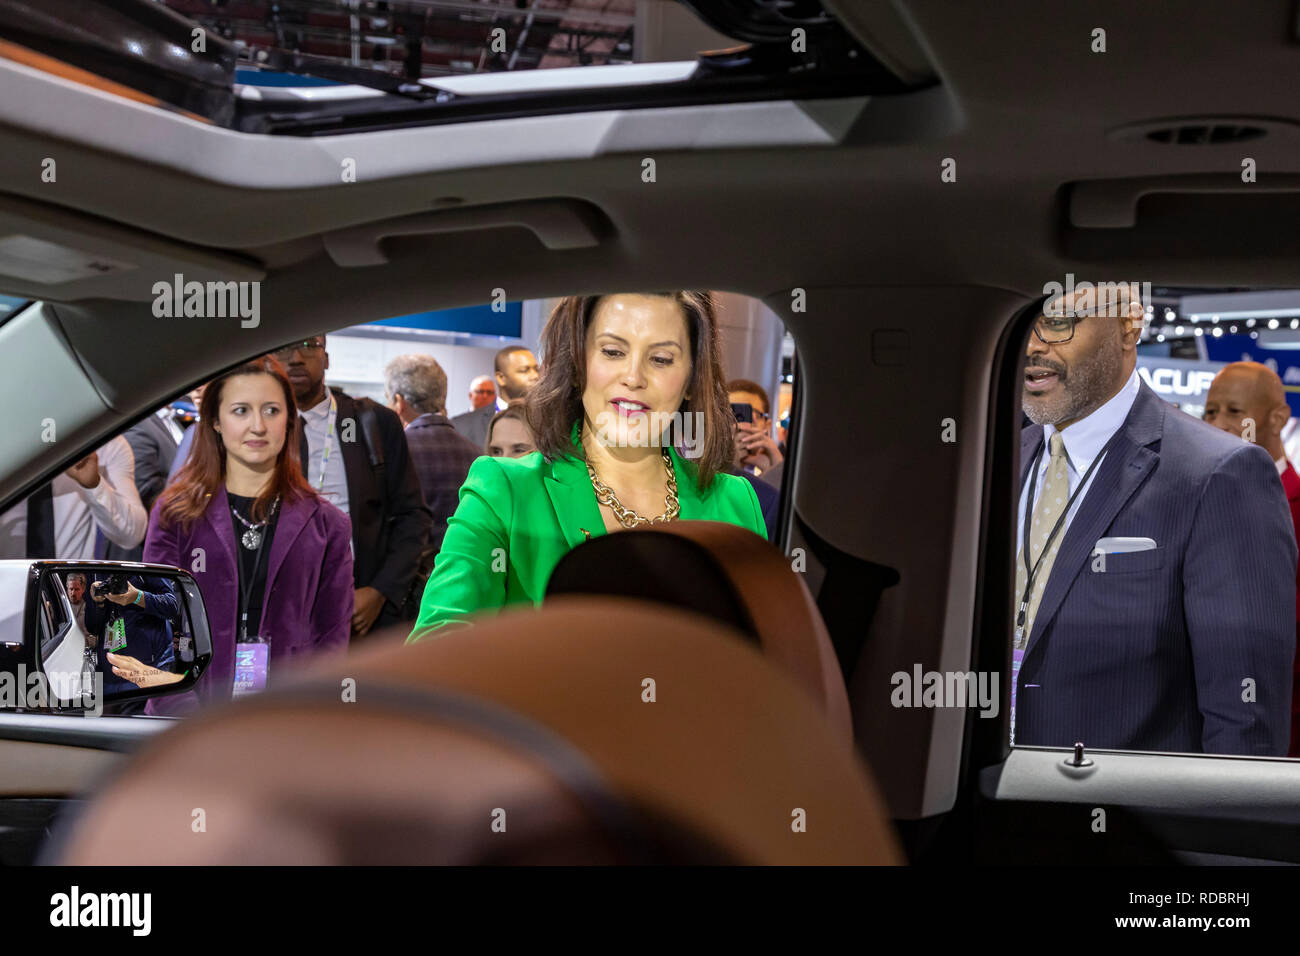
0,560,213,715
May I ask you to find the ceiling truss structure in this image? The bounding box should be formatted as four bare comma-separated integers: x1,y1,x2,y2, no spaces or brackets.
162,0,641,79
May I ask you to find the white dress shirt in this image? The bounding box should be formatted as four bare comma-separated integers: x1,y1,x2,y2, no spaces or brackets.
0,435,148,559
301,392,351,517
496,395,509,412
158,406,183,446
1016,367,1141,551
1275,455,1288,476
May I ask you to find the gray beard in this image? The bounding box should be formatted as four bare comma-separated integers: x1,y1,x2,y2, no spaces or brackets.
1023,347,1123,426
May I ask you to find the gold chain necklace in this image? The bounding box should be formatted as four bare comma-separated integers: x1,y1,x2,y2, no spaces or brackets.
586,446,680,528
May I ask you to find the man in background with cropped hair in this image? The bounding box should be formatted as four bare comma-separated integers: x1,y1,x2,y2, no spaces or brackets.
452,346,540,448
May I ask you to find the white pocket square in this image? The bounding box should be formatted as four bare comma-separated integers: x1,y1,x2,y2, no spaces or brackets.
1093,536,1156,554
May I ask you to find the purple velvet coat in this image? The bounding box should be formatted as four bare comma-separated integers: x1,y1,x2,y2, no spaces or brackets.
142,485,354,715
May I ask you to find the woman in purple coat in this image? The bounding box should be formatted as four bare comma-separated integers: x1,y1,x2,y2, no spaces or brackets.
116,357,354,714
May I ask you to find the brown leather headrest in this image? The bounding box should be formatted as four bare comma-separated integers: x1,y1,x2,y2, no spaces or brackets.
52,598,900,865
546,520,852,742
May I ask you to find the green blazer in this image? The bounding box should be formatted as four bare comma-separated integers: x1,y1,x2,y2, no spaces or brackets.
409,424,767,639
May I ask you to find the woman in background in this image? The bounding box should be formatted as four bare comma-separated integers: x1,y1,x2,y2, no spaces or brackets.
486,404,537,459
123,357,354,711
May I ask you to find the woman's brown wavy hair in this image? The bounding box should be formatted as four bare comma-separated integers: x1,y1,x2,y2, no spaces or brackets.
155,357,318,533
526,292,732,490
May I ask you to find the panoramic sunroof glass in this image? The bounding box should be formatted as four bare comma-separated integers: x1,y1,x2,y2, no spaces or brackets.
0,0,918,134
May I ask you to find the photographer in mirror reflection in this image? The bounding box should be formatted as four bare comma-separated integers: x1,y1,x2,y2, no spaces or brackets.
84,572,181,711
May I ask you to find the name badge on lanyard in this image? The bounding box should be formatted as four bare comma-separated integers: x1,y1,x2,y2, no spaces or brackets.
233,638,270,698
234,500,275,699
105,615,127,654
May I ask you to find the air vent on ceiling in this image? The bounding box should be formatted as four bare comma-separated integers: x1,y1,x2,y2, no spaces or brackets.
1145,123,1264,145
1109,116,1299,145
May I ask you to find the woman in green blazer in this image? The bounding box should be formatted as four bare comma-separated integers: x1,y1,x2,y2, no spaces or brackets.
409,291,767,639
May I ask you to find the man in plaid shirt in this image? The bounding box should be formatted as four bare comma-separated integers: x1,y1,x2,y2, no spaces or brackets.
384,355,482,564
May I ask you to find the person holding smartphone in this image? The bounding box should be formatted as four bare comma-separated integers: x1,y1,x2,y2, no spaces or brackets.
727,379,784,479
726,388,781,541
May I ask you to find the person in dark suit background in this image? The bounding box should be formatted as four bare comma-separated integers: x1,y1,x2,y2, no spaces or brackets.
450,395,495,450
1203,361,1300,756
104,406,183,562
451,346,540,448
1013,283,1295,755
271,335,432,641
384,354,481,618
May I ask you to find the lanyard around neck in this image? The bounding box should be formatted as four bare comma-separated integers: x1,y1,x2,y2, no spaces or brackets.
313,392,338,491
1015,429,1121,641
234,499,276,639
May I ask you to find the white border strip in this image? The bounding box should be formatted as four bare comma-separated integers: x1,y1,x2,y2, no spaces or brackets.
236,84,386,102
421,61,697,95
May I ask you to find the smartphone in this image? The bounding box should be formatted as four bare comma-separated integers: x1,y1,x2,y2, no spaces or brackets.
730,402,753,424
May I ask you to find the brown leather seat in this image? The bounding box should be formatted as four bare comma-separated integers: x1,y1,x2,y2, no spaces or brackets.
51,598,900,865
546,520,853,743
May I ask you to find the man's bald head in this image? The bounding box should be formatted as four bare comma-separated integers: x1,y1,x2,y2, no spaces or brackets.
1204,361,1291,460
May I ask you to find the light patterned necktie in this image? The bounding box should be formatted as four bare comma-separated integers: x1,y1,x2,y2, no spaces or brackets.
1014,431,1071,649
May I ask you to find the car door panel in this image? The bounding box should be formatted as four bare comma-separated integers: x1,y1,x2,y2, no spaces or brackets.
0,713,171,865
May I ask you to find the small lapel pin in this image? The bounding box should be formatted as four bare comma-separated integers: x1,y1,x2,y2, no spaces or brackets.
580,528,591,541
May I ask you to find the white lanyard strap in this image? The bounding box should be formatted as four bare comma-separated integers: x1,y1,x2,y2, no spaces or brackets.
315,392,337,491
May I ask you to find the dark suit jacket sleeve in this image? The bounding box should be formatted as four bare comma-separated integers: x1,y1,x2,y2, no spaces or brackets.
452,405,492,449
123,423,167,511
152,625,175,671
1183,444,1297,755
310,507,355,652
368,406,433,608
138,575,181,622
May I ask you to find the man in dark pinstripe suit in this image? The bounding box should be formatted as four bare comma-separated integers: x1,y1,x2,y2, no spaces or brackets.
1013,284,1296,755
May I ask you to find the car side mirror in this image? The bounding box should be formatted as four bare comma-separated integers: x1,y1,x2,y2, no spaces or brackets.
0,560,213,714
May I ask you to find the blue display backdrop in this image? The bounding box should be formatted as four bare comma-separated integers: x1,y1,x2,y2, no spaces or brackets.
365,302,523,338
1202,334,1300,417
235,69,340,87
